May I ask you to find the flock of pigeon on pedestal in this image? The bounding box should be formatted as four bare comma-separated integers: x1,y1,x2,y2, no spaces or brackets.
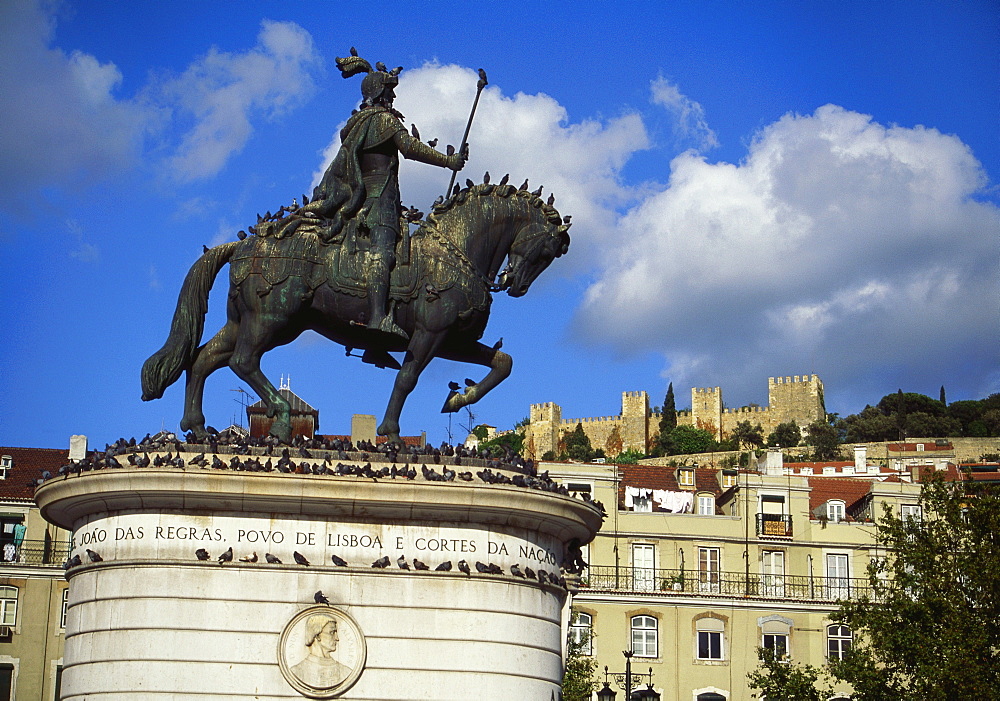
47,431,600,590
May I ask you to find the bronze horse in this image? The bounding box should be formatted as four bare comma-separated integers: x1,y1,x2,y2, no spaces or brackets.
141,182,570,444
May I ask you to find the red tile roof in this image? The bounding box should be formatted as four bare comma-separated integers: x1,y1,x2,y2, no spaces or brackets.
887,441,953,452
806,477,874,516
617,464,727,509
0,446,68,502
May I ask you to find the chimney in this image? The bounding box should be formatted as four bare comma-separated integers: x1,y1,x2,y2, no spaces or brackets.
764,447,783,476
69,435,88,462
854,445,868,474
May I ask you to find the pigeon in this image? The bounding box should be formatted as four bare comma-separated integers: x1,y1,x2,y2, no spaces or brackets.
475,561,490,574
65,554,82,569
483,171,491,184
375,61,387,72
547,193,556,206
532,185,543,197
397,555,410,570
86,549,103,563
413,558,430,571
492,337,503,350
466,178,475,189
293,551,310,566
511,563,525,578
202,244,210,254
265,553,282,564
458,559,471,575
435,561,453,571
218,547,233,564
464,378,476,387
350,46,358,56
237,230,247,240
448,381,461,391
520,178,529,190
499,173,510,186
411,123,420,140
372,556,391,568
525,566,536,580
314,590,330,605
240,552,258,563
331,554,348,567
427,138,438,147
195,548,210,561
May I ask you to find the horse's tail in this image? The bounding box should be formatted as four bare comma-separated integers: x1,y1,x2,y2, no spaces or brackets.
141,241,240,401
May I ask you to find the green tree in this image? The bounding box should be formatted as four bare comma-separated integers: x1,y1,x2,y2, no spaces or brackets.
749,474,1000,700
563,423,594,462
663,425,717,455
562,617,598,701
839,406,897,443
768,420,801,448
655,383,678,455
731,420,765,450
748,647,834,700
613,449,644,464
805,420,840,460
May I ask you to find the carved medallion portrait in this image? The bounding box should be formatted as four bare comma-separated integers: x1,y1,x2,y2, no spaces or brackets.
278,606,366,698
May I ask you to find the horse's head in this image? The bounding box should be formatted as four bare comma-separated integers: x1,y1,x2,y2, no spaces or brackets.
498,219,571,297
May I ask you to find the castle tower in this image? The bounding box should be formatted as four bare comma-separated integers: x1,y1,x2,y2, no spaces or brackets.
768,375,826,428
527,402,562,458
621,391,650,453
691,387,723,440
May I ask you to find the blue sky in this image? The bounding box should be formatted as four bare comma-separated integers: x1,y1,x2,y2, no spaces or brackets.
1,0,998,449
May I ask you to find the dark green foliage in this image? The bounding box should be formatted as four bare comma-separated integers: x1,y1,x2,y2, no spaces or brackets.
613,449,645,464
805,420,841,460
655,383,678,456
564,423,595,462
478,429,524,457
768,420,801,448
838,392,1000,439
748,647,834,700
562,618,597,701
731,420,765,450
662,425,717,455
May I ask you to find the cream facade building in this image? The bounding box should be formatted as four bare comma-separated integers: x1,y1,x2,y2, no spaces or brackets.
550,454,931,701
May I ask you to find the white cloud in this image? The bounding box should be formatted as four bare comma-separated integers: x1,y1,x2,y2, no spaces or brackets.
0,0,148,209
650,76,718,151
576,104,1000,401
158,20,321,181
312,62,651,270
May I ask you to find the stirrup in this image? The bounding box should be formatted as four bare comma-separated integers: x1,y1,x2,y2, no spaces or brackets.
368,315,410,341
361,349,402,370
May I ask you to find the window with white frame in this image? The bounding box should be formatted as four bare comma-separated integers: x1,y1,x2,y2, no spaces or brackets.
698,493,716,515
827,624,852,660
826,553,850,599
631,615,658,658
61,588,69,628
763,632,788,658
0,456,10,480
760,615,792,660
696,617,725,660
721,471,737,488
633,493,652,512
901,504,922,523
678,469,695,487
699,547,721,593
569,611,593,655
761,550,785,596
0,586,16,628
827,499,846,523
632,543,655,592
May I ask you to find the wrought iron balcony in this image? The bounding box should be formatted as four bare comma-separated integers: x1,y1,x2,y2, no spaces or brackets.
580,565,870,602
756,513,793,538
0,540,71,568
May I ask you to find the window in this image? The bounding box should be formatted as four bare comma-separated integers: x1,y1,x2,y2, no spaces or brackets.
696,617,725,660
0,456,10,480
566,482,592,496
761,550,785,596
0,664,11,701
632,544,655,592
827,500,846,523
678,469,695,487
61,588,69,628
631,615,658,658
901,504,922,523
826,553,850,599
698,494,716,515
0,586,16,628
634,493,652,512
763,633,788,658
699,547,721,593
827,624,852,660
569,612,593,655
721,471,737,488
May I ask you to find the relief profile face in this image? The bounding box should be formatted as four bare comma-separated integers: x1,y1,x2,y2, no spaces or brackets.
279,606,366,698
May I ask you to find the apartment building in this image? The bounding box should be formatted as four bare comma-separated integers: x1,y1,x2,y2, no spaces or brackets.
549,456,928,701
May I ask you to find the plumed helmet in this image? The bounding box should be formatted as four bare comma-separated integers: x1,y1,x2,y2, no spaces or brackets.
335,49,402,105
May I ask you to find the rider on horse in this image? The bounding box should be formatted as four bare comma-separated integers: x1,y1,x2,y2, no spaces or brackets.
301,52,467,345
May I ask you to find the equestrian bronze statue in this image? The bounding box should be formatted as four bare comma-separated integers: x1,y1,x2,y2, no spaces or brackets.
141,51,570,445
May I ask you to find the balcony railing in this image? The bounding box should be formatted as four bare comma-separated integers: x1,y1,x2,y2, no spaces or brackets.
0,540,72,568
756,513,793,538
581,565,871,602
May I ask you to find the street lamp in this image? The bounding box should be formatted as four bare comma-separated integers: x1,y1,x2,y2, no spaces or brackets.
596,681,617,701
602,650,660,700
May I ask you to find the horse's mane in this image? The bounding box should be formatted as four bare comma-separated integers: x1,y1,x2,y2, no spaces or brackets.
427,181,564,229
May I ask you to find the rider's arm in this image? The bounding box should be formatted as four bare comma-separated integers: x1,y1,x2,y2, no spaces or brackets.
395,131,466,171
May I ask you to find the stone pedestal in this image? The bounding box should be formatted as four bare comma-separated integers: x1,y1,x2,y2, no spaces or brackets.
36,456,601,700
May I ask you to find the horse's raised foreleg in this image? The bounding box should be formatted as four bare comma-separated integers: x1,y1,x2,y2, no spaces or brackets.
379,329,447,446
439,341,513,413
181,320,239,438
